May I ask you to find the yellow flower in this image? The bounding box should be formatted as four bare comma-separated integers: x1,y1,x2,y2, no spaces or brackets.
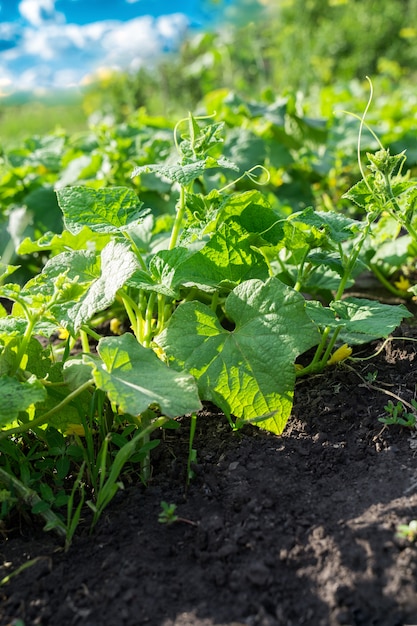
152,343,167,362
57,327,69,340
64,423,86,437
110,317,123,335
327,343,352,366
393,275,411,292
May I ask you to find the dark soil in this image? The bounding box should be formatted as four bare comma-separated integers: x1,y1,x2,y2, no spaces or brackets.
2,327,417,626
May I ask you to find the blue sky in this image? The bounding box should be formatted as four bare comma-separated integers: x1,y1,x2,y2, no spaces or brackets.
0,0,237,95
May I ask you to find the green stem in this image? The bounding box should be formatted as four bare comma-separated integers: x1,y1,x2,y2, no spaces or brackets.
318,326,342,366
297,326,332,376
169,185,187,250
91,415,169,528
155,293,167,335
211,291,219,312
80,329,90,354
140,430,151,482
121,230,148,271
143,291,157,347
0,379,93,441
334,218,373,301
187,412,198,488
293,249,311,292
13,313,37,374
80,325,103,342
119,292,143,341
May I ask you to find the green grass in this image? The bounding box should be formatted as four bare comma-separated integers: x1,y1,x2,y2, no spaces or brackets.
0,98,88,147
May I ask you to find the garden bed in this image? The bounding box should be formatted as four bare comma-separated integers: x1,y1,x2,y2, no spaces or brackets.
1,326,417,626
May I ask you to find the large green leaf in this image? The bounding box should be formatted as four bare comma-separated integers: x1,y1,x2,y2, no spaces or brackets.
83,334,202,418
157,277,319,434
56,186,147,234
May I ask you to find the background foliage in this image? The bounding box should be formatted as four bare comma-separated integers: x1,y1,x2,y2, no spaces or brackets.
1,0,417,142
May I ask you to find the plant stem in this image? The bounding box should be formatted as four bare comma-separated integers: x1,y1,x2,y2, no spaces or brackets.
80,329,90,354
90,415,169,528
334,219,373,301
13,313,37,374
187,412,198,488
293,249,310,292
143,291,157,347
81,325,103,342
155,293,167,335
169,185,187,250
121,230,148,271
119,292,143,341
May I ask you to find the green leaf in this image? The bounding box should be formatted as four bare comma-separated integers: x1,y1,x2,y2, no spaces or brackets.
24,186,63,234
131,156,238,186
157,277,319,434
18,227,110,255
63,356,96,391
0,376,47,427
54,241,139,333
180,119,226,158
39,249,100,294
306,297,413,344
218,190,284,245
285,207,359,249
127,248,192,297
56,186,148,234
342,179,375,209
0,264,19,282
10,249,100,318
0,317,58,338
84,334,202,418
174,219,269,292
332,297,413,343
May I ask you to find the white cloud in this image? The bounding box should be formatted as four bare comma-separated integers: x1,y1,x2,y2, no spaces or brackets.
157,14,187,40
0,23,20,40
18,0,65,27
0,12,189,92
102,16,163,64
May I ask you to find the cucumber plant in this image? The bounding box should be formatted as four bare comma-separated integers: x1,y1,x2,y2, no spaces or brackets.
0,103,413,541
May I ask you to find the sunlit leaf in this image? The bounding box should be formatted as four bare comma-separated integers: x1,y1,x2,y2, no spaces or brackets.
57,186,148,234
157,277,319,434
